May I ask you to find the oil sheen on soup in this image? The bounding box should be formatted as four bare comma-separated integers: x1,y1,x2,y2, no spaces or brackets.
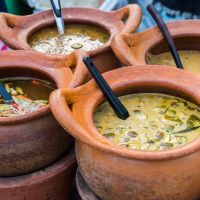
146,50,200,74
94,93,200,151
28,24,109,55
0,78,56,117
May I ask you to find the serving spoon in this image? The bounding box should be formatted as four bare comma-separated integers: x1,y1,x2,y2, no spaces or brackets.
50,0,65,35
83,56,130,120
147,4,184,69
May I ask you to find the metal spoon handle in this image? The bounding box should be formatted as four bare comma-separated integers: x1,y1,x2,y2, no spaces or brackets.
50,0,65,35
147,4,184,69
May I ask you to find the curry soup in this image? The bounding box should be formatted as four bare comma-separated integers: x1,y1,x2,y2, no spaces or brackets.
94,93,200,151
146,50,200,74
28,24,109,55
0,78,56,117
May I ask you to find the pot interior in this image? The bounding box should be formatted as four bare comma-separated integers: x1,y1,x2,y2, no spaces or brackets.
91,81,200,152
0,67,56,118
145,35,200,74
148,36,200,55
27,21,110,55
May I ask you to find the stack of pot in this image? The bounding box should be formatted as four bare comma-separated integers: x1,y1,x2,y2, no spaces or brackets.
0,4,142,200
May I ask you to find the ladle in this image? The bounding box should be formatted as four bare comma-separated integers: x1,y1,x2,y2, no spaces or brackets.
147,4,184,69
50,0,65,35
83,56,130,120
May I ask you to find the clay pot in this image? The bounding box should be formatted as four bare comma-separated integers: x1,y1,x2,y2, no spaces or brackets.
76,169,100,200
0,148,76,200
111,20,200,66
0,50,87,176
50,66,200,200
0,5,142,72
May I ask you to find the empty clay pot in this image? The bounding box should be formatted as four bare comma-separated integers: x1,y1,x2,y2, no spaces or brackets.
111,20,200,66
0,5,142,72
0,147,76,200
0,50,86,176
50,66,200,200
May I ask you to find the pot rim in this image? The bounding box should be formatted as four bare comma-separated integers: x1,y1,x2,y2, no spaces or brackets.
0,50,86,124
0,5,142,55
50,66,200,161
111,20,200,66
0,148,75,187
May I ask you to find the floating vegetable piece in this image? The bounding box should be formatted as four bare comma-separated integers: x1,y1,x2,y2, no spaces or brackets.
174,126,200,134
10,88,17,95
127,131,138,138
103,132,114,140
187,114,200,128
71,43,83,49
160,143,173,149
153,131,165,141
16,86,23,95
5,83,10,93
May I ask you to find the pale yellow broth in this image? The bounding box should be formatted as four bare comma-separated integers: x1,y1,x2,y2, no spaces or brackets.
146,50,200,74
94,93,200,151
28,24,109,55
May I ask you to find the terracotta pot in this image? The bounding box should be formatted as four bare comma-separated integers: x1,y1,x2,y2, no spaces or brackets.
50,66,200,200
0,50,87,176
111,20,200,66
76,169,100,200
0,147,76,200
0,5,142,72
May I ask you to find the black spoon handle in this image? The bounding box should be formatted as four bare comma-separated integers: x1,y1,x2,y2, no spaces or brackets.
83,57,130,120
147,4,184,69
0,83,13,104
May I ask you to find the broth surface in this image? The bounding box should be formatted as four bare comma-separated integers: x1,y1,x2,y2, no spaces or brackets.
28,24,109,55
0,78,56,117
146,50,200,74
94,93,200,151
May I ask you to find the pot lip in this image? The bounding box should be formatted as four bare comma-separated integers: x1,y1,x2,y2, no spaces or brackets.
72,66,200,161
114,20,200,66
0,147,76,187
140,20,200,63
0,51,68,125
13,7,123,56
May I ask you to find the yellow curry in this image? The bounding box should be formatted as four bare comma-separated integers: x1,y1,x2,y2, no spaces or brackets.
94,93,200,151
146,50,200,74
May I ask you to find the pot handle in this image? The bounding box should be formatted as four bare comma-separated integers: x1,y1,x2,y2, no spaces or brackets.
67,51,89,88
50,88,93,144
0,13,22,49
26,50,89,88
111,33,144,66
0,50,89,89
112,4,142,33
